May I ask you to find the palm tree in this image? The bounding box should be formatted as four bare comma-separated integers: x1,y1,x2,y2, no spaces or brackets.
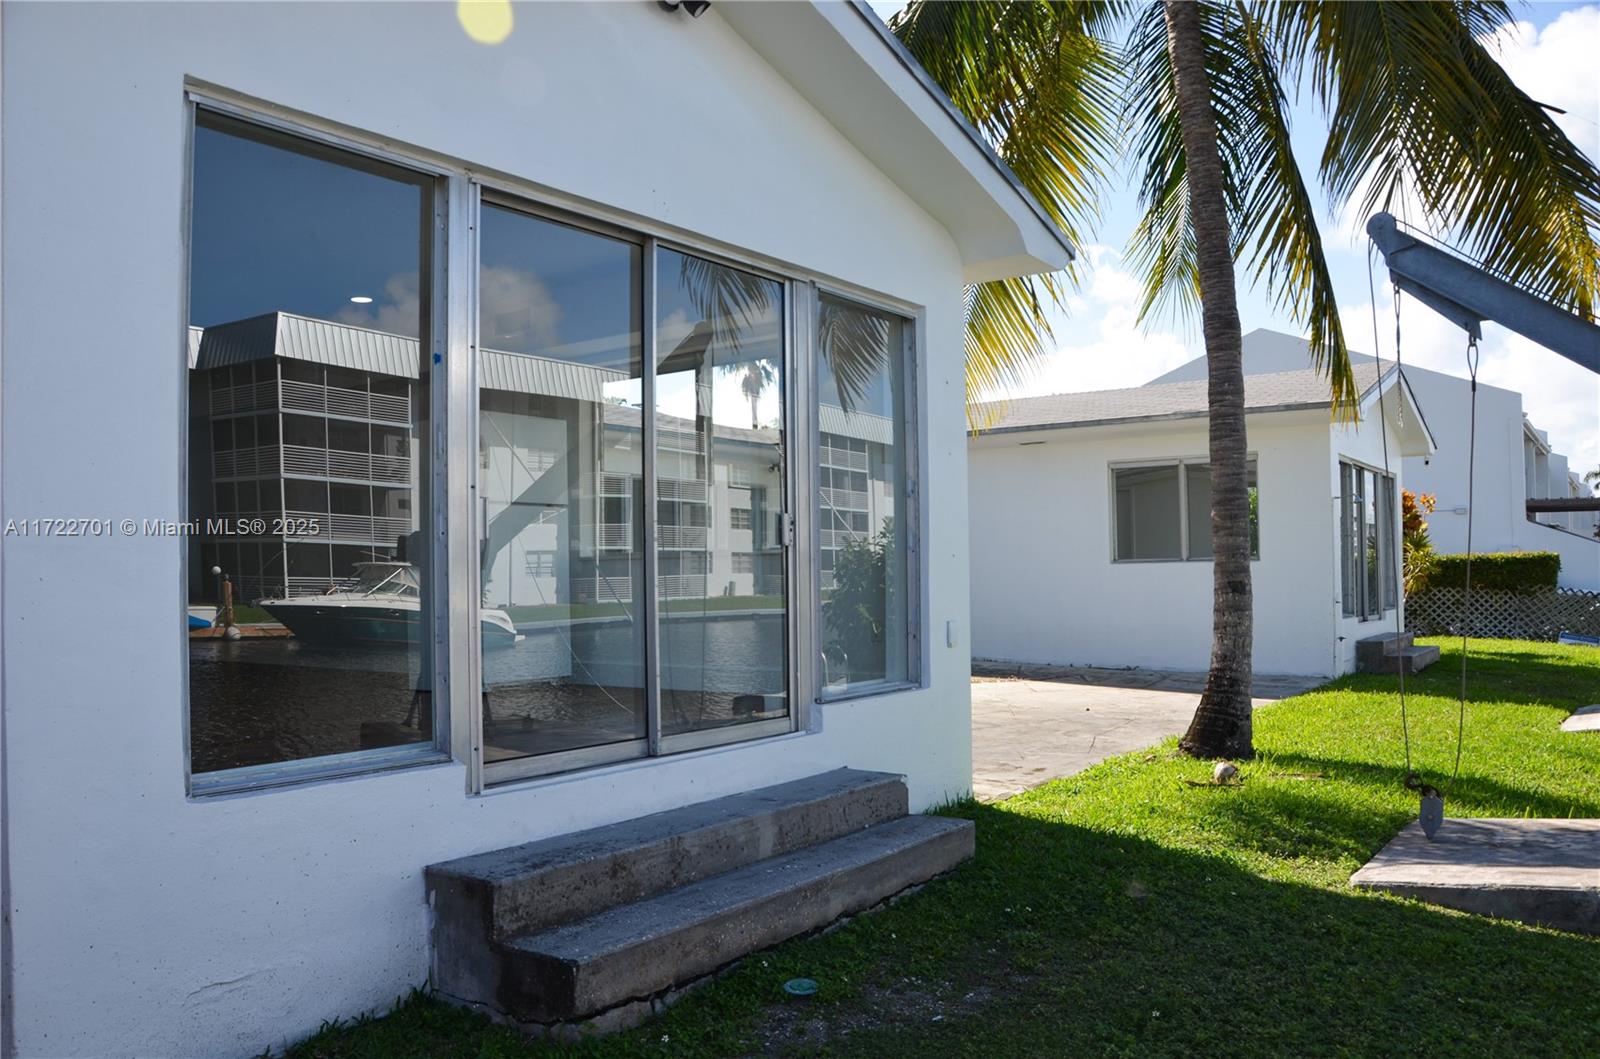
891,0,1600,758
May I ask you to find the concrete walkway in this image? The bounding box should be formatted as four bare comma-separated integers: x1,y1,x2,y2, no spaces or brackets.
970,663,1324,802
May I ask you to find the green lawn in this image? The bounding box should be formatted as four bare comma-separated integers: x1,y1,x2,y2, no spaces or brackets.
285,638,1600,1058
505,596,786,623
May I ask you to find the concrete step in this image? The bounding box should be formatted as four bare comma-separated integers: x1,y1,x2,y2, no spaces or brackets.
1355,631,1415,669
1358,644,1441,675
427,767,907,943
426,768,920,1029
490,814,975,1028
1351,817,1600,935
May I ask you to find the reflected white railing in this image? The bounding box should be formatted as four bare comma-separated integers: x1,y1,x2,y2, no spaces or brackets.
658,477,708,503
819,487,869,510
821,446,868,471
279,445,412,484
209,380,276,415
282,509,412,543
657,525,708,550
279,379,412,424
212,445,281,479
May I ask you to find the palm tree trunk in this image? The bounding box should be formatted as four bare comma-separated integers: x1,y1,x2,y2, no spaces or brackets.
1163,0,1253,759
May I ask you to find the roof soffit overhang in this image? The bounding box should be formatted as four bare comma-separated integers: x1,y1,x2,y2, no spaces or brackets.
1358,367,1436,457
715,1,1075,284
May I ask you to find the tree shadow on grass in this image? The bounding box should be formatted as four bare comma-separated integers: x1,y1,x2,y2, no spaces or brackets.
1254,748,1600,821
281,801,1599,1059
761,805,1600,1059
1331,645,1600,712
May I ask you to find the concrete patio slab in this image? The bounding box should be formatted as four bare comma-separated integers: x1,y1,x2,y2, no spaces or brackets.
1350,818,1600,935
970,664,1323,802
1560,705,1600,733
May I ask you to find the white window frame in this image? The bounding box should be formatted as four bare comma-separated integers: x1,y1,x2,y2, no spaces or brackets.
1108,456,1260,564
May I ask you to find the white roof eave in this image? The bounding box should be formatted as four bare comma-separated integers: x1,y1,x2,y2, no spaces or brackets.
1358,367,1437,457
716,1,1075,284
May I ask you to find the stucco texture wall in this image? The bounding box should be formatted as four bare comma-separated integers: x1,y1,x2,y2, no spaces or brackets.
968,410,1339,678
0,4,974,1056
1401,366,1600,590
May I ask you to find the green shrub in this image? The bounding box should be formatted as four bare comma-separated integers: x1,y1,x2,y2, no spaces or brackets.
1415,551,1560,594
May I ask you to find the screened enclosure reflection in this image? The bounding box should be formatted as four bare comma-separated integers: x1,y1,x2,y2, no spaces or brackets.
186,112,435,776
816,294,910,694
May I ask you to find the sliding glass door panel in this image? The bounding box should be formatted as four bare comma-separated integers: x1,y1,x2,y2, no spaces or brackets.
477,205,647,767
653,249,789,740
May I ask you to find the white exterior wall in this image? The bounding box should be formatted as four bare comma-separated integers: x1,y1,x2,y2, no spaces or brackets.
0,5,977,1057
968,409,1342,677
1401,366,1600,590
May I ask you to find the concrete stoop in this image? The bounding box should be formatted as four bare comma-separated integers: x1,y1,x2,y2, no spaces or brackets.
1351,818,1600,935
425,768,974,1037
1355,631,1441,675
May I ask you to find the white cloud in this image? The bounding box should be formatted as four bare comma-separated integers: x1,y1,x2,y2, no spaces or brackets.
1482,7,1600,162
977,245,1195,400
335,272,421,337
1340,281,1600,480
476,267,563,351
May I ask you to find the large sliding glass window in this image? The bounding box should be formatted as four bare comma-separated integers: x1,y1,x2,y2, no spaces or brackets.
1340,461,1397,619
476,206,793,780
655,251,789,739
815,294,913,697
476,205,647,769
186,111,438,788
185,107,927,791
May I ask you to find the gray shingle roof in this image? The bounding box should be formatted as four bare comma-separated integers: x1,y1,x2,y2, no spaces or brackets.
971,363,1386,435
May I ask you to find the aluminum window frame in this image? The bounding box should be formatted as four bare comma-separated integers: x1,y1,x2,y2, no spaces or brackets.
182,94,458,797
1338,458,1398,622
473,192,807,786
1107,455,1260,564
811,285,923,706
178,86,931,795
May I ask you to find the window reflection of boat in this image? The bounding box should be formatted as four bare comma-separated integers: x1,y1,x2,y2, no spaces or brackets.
258,562,523,647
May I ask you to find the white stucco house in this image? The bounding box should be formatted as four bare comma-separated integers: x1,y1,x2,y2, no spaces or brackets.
0,3,1075,1056
1152,329,1600,590
969,355,1433,677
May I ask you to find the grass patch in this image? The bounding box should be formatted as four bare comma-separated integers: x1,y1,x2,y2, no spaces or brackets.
505,596,786,623
286,638,1600,1057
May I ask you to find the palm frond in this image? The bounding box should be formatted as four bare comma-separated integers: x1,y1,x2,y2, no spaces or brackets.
674,253,777,363
1228,1,1355,413
1125,0,1356,411
1276,0,1600,321
817,297,891,415
1124,1,1201,324
893,1,1122,406
965,274,1061,423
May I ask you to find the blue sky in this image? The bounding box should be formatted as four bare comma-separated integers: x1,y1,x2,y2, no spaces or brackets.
870,1,1600,477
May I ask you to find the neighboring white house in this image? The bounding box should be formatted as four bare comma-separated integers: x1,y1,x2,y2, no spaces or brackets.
1151,329,1600,590
969,360,1433,677
0,3,1075,1056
